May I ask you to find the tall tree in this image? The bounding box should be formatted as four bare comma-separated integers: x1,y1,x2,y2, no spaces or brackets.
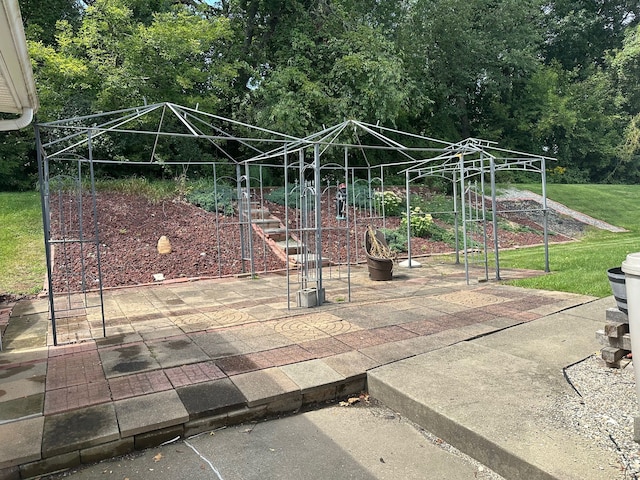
397,0,544,140
543,0,640,73
19,0,81,44
611,23,640,180
237,1,411,135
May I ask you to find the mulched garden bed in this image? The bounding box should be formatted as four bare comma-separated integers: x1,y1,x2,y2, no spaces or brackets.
48,191,577,292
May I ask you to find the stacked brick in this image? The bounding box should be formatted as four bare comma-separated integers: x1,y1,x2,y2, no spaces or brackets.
596,308,631,368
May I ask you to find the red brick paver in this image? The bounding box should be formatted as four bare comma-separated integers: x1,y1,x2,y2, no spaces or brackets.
165,361,227,388
374,326,418,342
46,350,105,390
216,354,267,376
108,370,173,400
334,330,389,349
260,345,315,367
44,380,111,415
298,337,352,358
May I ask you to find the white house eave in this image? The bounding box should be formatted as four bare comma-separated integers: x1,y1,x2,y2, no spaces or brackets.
0,0,39,131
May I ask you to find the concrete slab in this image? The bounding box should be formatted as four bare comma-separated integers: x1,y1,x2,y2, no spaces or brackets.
231,367,300,407
358,341,417,365
0,416,44,468
176,378,246,419
473,312,603,369
562,296,615,322
145,337,209,368
0,358,46,382
98,342,161,378
47,403,491,480
42,403,119,458
0,374,45,402
320,350,378,378
115,390,189,437
0,347,48,368
0,394,44,423
95,332,144,347
369,323,620,480
2,315,48,350
10,300,49,317
280,359,344,391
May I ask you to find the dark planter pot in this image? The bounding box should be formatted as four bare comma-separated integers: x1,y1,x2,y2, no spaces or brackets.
607,266,628,314
366,255,393,281
365,229,393,281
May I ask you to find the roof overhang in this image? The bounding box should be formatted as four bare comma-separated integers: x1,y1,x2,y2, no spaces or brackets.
0,0,39,131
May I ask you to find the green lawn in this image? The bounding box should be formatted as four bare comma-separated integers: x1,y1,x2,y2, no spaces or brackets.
0,192,46,295
497,184,640,297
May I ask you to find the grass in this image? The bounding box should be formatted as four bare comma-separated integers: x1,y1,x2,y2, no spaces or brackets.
0,192,46,295
94,177,180,203
497,184,640,297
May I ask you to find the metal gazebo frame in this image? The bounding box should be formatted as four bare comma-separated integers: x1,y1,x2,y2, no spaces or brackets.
35,103,554,345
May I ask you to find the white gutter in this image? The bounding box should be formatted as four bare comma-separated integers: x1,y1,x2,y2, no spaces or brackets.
0,0,39,131
0,106,33,131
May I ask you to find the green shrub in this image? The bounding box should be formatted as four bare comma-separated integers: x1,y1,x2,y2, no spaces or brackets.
266,185,298,206
186,181,236,215
400,206,434,237
380,228,408,253
426,223,456,244
374,191,403,216
350,183,371,209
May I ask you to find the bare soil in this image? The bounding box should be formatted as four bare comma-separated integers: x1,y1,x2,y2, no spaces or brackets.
48,191,580,292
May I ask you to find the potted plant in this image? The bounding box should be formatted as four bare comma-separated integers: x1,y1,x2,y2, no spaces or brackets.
607,266,628,314
364,226,395,281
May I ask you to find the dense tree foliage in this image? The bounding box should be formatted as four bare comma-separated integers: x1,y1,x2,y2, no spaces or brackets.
2,0,640,189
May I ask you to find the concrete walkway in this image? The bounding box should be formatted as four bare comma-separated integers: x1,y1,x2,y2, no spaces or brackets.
0,262,620,479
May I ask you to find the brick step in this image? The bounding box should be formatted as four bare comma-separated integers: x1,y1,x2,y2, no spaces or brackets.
275,239,305,255
263,228,287,241
251,218,281,229
290,253,331,267
242,207,272,220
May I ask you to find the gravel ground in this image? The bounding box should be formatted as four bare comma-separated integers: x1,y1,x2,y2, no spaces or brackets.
495,188,627,233
555,355,640,479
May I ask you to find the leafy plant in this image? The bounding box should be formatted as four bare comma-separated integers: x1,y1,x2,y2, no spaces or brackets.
349,183,372,209
380,228,408,253
374,190,403,216
409,193,456,223
400,206,434,237
266,185,298,206
186,181,236,215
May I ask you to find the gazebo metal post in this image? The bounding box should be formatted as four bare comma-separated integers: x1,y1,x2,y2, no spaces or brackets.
542,158,550,273
212,164,222,278
344,147,351,301
479,154,489,281
405,170,412,266
284,149,291,309
453,170,460,264
459,154,469,284
36,122,58,346
490,156,501,280
87,130,106,337
314,143,323,304
244,161,255,277
379,166,386,230
236,163,246,273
